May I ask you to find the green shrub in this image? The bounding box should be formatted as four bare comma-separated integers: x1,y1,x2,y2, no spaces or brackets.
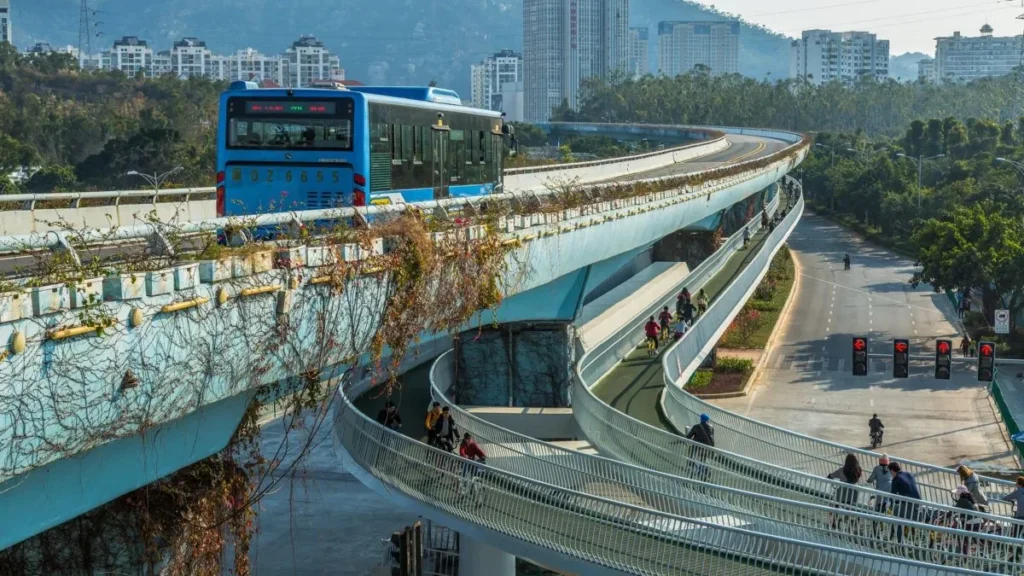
754,278,777,300
687,370,713,390
746,299,778,312
715,357,754,374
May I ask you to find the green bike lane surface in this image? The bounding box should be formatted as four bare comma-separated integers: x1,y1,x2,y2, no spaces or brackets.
592,226,775,431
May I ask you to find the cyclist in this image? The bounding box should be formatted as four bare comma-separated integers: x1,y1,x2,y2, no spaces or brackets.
680,297,697,325
1001,476,1024,538
673,316,688,341
644,315,660,351
869,414,884,444
658,306,673,340
696,289,710,317
376,401,402,431
676,288,691,316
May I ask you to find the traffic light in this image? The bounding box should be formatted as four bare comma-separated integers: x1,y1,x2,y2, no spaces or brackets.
852,337,868,376
978,341,996,382
893,339,909,378
935,339,952,380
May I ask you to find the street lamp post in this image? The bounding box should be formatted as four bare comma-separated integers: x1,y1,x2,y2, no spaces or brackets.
126,166,184,194
895,153,945,209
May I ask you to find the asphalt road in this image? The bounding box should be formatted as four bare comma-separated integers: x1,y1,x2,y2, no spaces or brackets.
605,133,788,183
714,212,1018,471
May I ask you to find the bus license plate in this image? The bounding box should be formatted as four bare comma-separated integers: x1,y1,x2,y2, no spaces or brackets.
231,168,345,186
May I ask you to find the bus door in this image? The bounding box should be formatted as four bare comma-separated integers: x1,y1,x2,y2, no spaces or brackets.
491,130,505,189
431,125,450,200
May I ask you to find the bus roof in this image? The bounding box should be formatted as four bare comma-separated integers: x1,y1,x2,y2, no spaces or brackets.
221,85,501,118
348,86,462,106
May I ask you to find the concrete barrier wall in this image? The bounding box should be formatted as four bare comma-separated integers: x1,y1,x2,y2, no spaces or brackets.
0,201,217,236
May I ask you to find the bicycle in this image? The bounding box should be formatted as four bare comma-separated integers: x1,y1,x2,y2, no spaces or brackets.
646,337,658,358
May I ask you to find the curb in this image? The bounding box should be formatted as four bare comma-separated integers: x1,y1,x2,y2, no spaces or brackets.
744,245,800,395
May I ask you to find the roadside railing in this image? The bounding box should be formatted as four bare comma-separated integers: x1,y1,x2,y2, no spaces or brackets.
335,380,992,576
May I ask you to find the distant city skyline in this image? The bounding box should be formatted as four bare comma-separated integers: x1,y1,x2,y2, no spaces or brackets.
705,0,1024,56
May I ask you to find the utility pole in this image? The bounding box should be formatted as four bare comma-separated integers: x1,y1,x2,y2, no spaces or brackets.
77,0,92,67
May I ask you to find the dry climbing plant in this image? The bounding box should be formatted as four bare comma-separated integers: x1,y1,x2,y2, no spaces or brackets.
0,136,810,574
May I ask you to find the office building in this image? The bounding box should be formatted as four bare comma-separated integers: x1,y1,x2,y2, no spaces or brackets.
470,49,524,111
917,58,937,83
934,25,1022,83
628,26,649,78
657,21,739,77
0,0,10,45
789,30,889,84
523,0,629,123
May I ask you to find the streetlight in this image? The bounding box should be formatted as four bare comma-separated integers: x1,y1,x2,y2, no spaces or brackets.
996,157,1024,179
126,166,183,193
895,153,945,208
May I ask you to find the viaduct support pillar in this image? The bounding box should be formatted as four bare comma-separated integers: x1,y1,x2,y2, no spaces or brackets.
460,534,515,576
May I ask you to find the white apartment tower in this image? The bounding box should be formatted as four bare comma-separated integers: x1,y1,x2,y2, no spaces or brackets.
284,36,343,88
657,21,739,77
171,37,213,78
917,58,937,83
110,36,153,78
0,0,11,45
470,50,523,110
523,0,629,123
789,30,889,84
934,25,1022,83
628,26,649,78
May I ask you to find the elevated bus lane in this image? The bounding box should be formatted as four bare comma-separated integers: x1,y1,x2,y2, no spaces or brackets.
600,134,788,185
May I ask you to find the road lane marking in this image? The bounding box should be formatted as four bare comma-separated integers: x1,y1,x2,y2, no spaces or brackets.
798,273,946,315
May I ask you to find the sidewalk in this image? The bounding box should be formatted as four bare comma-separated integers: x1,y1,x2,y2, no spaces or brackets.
591,224,776,430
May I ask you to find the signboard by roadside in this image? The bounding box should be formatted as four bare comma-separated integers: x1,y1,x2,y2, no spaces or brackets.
995,309,1010,335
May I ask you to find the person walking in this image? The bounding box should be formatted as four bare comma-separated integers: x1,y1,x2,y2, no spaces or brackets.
696,289,710,317
376,401,402,431
828,454,863,509
957,465,990,512
743,227,750,248
425,402,443,446
432,407,458,452
889,462,922,543
866,454,893,513
1001,476,1024,538
960,337,971,358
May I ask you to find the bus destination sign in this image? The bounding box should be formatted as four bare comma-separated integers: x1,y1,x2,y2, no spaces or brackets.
244,101,337,115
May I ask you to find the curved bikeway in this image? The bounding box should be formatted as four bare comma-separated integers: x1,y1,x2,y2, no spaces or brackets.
602,134,788,184
713,213,1017,472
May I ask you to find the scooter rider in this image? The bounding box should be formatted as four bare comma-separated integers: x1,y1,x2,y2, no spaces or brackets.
869,413,884,442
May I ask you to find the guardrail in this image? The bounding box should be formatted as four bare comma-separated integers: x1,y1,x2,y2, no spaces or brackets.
432,350,1023,573
659,199,1018,507
336,376,993,575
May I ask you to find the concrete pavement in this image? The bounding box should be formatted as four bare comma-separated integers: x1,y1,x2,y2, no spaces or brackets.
715,213,1019,471
605,134,787,183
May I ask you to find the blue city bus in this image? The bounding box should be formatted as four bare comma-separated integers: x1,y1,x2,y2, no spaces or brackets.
215,82,508,217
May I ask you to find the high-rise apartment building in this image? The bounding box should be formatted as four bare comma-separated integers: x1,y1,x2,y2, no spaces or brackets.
171,37,213,78
284,35,343,88
523,0,629,123
110,36,152,78
657,21,739,77
0,0,10,45
933,25,1021,83
917,58,937,83
789,30,889,84
470,50,523,111
627,26,649,78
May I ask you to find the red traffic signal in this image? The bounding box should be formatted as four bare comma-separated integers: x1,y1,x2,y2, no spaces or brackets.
852,337,869,376
937,341,951,355
935,339,952,380
893,338,910,378
980,343,994,357
853,338,867,351
894,341,908,353
978,340,996,382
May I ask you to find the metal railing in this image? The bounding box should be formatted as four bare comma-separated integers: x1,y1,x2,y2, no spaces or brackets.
431,351,1024,573
335,382,992,575
658,205,1018,504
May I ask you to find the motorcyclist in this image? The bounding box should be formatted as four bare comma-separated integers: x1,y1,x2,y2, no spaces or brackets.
843,254,851,270
869,413,884,442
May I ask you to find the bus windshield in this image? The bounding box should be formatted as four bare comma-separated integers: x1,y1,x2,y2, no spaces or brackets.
226,97,355,151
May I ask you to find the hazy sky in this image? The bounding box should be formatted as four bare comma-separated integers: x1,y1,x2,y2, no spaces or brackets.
703,0,1024,56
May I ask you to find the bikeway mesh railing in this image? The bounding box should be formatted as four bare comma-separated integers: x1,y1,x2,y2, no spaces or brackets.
335,380,994,576
431,350,1024,573
568,187,1024,561
658,200,1017,507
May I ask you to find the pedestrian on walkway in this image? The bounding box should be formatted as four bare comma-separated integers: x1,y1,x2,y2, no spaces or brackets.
889,462,922,520
960,337,971,358
432,407,458,452
828,454,863,508
685,414,715,483
1002,476,1024,537
957,465,990,511
376,401,402,431
867,454,893,513
761,212,769,229
743,227,750,248
425,402,442,446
